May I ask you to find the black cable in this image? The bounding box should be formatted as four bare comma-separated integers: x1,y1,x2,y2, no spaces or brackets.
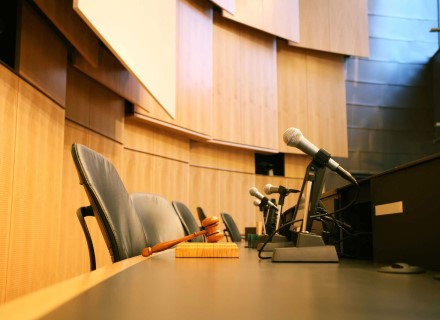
257,179,360,259
258,218,301,259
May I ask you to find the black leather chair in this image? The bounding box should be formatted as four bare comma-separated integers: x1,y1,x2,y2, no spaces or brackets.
71,144,147,270
220,212,242,243
131,193,185,246
172,201,204,242
72,144,186,270
196,207,208,225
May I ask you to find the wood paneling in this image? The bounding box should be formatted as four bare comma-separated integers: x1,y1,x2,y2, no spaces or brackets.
189,166,220,221
277,41,348,158
277,42,309,145
58,121,92,281
189,142,256,233
329,0,369,57
190,142,254,173
213,17,242,144
306,51,348,158
213,13,278,150
18,1,67,106
72,45,153,113
66,66,125,143
292,0,369,57
176,0,213,136
6,79,65,301
124,118,189,163
123,118,190,203
0,65,19,304
33,0,100,67
222,0,300,42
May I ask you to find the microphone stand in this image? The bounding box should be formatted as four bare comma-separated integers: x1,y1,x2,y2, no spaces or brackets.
271,149,339,262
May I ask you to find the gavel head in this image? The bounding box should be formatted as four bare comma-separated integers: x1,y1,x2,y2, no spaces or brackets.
201,216,224,243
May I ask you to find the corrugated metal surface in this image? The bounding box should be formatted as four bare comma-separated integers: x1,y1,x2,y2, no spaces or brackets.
341,0,440,175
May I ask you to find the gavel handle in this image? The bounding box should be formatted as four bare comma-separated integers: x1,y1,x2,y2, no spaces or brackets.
141,230,207,257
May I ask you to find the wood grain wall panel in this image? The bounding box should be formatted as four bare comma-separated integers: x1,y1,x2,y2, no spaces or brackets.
306,51,348,158
222,0,300,42
65,66,90,126
6,79,65,301
217,170,255,233
66,66,125,143
295,0,330,51
292,0,369,57
58,121,92,281
189,141,220,169
277,43,310,153
18,1,67,107
284,153,312,179
124,118,189,163
88,80,124,144
213,16,242,144
239,26,277,149
0,65,19,304
216,145,254,173
189,166,220,221
123,149,155,195
190,142,254,173
329,0,369,57
153,158,189,203
72,46,153,112
277,42,348,158
32,0,100,67
213,13,278,150
176,0,213,136
123,118,156,155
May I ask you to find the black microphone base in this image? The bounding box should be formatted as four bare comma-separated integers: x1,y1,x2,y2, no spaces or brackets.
256,241,294,251
272,246,339,263
271,233,339,262
253,234,290,250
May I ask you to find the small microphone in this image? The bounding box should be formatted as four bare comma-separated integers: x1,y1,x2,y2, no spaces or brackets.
253,199,261,207
264,184,298,195
249,187,278,210
283,128,356,184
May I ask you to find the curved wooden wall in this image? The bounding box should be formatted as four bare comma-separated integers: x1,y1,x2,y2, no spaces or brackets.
0,0,369,303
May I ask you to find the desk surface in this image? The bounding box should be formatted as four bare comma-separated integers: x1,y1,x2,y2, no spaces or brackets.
2,246,440,319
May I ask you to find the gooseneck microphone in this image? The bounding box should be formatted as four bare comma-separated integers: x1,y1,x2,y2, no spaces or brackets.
283,128,356,184
249,187,278,210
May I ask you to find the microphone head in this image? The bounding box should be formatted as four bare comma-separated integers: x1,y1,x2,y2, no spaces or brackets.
283,127,303,147
249,187,258,196
264,184,273,195
253,199,261,206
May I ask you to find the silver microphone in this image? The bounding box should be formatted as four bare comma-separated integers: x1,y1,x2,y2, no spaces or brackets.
249,187,278,210
283,128,356,184
264,184,298,195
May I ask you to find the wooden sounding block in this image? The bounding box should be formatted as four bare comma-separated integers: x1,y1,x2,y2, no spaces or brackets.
175,243,239,258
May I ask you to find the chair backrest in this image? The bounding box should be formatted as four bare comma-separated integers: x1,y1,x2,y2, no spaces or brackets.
131,193,185,246
196,207,207,225
221,212,242,242
71,144,147,263
172,201,204,242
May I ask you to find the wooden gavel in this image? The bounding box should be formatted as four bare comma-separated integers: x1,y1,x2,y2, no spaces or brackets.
141,216,224,257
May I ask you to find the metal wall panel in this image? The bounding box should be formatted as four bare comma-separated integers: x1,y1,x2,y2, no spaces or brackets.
343,0,439,175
